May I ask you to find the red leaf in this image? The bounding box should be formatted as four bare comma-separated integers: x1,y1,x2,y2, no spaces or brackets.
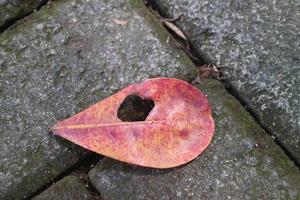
52,78,214,168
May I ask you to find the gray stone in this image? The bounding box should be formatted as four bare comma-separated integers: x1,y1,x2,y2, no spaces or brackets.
0,0,45,29
0,0,196,199
34,175,95,200
153,0,300,164
89,80,300,200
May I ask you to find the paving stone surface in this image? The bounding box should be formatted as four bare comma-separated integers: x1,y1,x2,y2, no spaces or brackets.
89,79,300,200
0,0,45,29
34,175,96,200
153,0,300,164
0,0,196,199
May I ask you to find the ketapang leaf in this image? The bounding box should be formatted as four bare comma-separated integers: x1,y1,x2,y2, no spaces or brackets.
52,78,214,168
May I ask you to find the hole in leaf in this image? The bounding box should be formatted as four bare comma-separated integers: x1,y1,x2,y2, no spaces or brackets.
117,95,155,122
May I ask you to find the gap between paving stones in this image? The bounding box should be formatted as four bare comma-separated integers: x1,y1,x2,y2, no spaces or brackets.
0,0,49,34
144,0,300,170
221,83,300,169
23,3,190,198
1,0,195,198
27,153,101,200
32,175,98,200
2,0,298,198
148,0,300,169
21,0,300,198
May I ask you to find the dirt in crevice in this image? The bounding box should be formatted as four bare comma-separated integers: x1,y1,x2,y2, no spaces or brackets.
26,153,102,200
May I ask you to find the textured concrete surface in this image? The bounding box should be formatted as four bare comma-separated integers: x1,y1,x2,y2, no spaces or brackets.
0,0,196,198
34,175,95,200
89,80,300,200
153,0,300,165
0,0,45,29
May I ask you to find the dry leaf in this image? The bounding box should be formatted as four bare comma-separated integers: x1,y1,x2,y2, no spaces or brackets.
113,19,128,26
52,78,214,168
164,21,187,41
198,64,221,80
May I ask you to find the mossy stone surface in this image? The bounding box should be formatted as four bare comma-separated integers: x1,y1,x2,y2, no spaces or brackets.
0,0,45,29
